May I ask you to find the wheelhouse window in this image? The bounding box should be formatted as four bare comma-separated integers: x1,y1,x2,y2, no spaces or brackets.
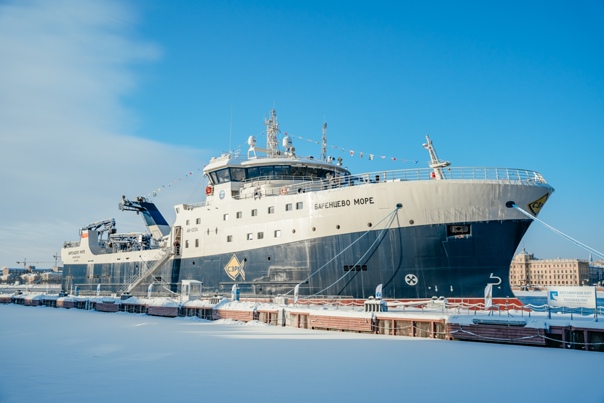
273,165,290,177
230,167,246,182
247,167,260,179
290,165,306,177
208,164,347,184
306,167,319,177
258,166,274,177
215,168,230,184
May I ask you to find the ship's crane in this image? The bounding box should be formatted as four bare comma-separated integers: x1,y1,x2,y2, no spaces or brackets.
79,218,116,244
119,196,170,241
81,218,115,233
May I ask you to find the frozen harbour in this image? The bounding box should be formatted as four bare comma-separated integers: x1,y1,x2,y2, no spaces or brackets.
0,305,603,403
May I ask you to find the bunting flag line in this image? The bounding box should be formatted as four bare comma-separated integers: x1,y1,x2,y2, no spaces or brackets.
292,135,420,165
143,134,421,199
144,167,205,199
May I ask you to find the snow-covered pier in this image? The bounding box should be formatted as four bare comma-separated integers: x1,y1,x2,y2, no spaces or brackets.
2,291,603,352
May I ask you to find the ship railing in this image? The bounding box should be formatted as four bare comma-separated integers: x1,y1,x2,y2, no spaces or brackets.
218,166,548,201
341,166,548,184
264,167,548,196
63,241,81,248
181,201,207,210
229,175,327,200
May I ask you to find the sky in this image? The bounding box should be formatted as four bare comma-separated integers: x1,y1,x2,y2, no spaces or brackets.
1,0,603,268
1,304,604,402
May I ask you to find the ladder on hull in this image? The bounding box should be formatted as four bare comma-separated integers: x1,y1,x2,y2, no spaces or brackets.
119,247,173,295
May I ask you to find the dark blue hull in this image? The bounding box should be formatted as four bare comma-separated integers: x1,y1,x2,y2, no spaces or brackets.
62,219,532,299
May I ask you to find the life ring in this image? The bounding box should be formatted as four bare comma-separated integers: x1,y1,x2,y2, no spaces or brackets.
280,187,288,195
430,172,436,179
205,186,213,195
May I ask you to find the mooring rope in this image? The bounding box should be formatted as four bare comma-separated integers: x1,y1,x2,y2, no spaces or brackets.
284,206,400,297
510,203,604,260
310,206,400,296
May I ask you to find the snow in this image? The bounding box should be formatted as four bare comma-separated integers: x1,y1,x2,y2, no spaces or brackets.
1,304,603,403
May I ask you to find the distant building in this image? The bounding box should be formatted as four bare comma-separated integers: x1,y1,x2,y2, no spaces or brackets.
1,265,62,284
2,267,29,276
509,250,590,290
1,267,29,283
588,259,604,287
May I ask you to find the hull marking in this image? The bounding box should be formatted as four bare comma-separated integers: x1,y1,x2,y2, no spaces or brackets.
225,254,246,281
528,193,549,215
405,274,418,286
488,273,502,286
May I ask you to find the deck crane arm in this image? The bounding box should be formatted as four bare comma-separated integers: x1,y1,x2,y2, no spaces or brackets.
119,196,170,241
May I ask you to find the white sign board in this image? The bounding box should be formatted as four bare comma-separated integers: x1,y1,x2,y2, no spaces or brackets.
547,286,597,309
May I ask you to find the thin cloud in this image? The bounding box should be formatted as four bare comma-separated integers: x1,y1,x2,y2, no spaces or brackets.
0,0,207,268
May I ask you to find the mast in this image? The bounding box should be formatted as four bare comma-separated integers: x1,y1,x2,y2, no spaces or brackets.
422,135,450,180
264,109,280,157
321,122,327,161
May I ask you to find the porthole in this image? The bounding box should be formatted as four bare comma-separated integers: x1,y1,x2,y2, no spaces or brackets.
409,220,414,225
367,223,372,227
336,225,340,230
267,256,271,261
292,229,296,234
312,227,316,231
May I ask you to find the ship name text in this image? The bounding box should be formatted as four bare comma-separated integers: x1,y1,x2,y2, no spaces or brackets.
314,197,374,210
68,250,85,256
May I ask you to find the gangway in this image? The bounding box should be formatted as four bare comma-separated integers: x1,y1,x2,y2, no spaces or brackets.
118,247,173,295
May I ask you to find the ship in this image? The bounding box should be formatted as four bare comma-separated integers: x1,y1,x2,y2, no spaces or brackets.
61,109,554,302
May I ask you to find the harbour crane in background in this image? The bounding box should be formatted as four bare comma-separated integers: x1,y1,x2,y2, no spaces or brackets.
52,253,61,267
16,258,54,269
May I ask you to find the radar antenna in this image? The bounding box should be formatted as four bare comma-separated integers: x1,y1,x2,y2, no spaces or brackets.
422,135,450,180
